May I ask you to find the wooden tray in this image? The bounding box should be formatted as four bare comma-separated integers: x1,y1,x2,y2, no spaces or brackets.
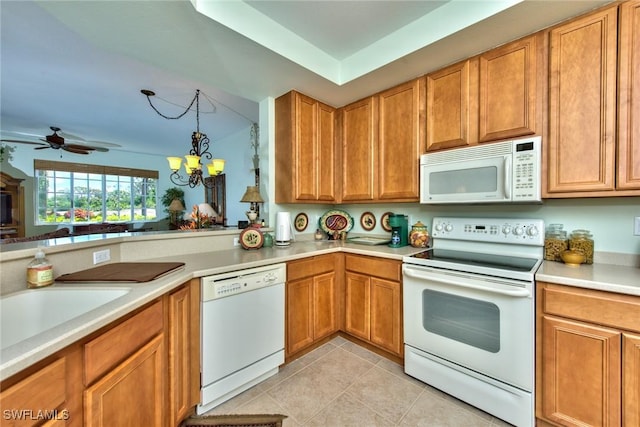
56,262,185,283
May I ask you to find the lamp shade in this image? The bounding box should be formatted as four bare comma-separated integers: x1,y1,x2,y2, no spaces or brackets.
185,155,200,170
207,159,225,176
167,157,183,171
168,199,185,212
240,186,264,203
197,203,217,217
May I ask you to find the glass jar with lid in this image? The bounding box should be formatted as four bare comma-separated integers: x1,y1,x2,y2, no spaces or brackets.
569,229,594,264
544,224,568,261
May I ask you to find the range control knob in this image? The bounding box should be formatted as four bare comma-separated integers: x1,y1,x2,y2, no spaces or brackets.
513,226,524,236
445,224,453,232
527,225,539,237
502,225,512,235
434,223,443,232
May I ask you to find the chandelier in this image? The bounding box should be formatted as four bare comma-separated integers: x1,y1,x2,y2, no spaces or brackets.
141,89,225,188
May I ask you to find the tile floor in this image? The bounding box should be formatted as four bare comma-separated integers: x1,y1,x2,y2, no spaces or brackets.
205,336,514,426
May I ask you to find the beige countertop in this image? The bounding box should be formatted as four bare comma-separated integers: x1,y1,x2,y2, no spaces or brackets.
3,237,638,382
536,260,640,296
0,240,420,381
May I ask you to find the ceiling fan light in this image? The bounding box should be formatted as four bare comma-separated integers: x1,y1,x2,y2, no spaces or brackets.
208,159,225,176
167,156,183,171
184,155,200,170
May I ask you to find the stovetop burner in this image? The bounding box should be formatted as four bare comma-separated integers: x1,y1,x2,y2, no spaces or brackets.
403,217,545,282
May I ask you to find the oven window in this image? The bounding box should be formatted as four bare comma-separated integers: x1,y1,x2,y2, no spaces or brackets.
422,289,500,353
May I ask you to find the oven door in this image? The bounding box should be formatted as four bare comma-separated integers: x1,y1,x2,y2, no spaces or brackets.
403,264,533,391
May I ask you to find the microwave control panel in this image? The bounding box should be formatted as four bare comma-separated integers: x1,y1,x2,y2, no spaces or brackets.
512,136,541,200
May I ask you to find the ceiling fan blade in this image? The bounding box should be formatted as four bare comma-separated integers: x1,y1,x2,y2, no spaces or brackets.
84,139,121,148
34,146,50,150
0,138,48,146
66,143,96,151
57,131,85,141
87,145,109,152
63,146,90,154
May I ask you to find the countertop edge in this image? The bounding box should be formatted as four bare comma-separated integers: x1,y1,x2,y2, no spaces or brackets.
0,242,419,381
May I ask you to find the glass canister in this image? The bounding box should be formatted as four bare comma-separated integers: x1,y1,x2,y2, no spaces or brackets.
410,221,430,248
263,232,274,247
544,224,568,261
569,229,594,264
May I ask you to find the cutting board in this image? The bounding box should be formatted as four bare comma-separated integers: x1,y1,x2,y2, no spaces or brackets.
56,262,185,283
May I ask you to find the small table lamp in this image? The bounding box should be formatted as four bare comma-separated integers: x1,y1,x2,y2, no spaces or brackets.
168,199,185,228
240,186,264,224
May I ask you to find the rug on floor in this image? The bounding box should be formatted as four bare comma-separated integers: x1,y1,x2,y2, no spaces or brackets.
180,414,287,427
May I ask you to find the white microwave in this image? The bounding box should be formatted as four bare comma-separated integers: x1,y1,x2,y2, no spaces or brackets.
420,136,541,204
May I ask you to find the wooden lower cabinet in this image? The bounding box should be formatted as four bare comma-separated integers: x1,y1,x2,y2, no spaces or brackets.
0,280,199,427
537,282,640,426
84,335,165,426
286,254,339,358
167,280,200,426
344,254,402,357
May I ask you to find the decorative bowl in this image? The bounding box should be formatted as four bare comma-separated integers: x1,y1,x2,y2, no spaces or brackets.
560,250,586,266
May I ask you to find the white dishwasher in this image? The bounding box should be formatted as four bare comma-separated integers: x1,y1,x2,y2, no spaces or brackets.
197,263,285,414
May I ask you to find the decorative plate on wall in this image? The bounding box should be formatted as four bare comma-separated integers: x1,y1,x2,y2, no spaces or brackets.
360,212,376,231
239,227,264,250
294,212,308,232
381,212,393,232
319,209,354,234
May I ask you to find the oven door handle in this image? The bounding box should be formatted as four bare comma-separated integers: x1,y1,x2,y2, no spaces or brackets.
403,267,531,298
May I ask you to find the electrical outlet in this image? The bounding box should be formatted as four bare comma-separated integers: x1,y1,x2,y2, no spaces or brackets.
635,217,640,236
233,237,240,247
93,249,110,264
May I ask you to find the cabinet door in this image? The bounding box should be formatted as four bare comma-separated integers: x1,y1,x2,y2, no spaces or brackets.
168,284,198,426
344,271,370,340
84,335,165,427
370,278,402,356
426,59,478,151
623,333,640,427
294,93,319,200
286,277,314,356
377,79,424,201
540,316,621,426
478,34,539,142
317,102,337,201
547,6,618,194
313,271,337,340
618,0,640,191
341,97,377,201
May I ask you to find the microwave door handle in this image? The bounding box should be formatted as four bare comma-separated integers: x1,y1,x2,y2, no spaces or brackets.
403,267,530,298
504,155,512,199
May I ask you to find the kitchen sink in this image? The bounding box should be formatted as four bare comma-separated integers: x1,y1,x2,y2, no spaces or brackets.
0,287,131,350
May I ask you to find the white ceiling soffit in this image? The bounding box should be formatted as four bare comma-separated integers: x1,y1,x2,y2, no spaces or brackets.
190,0,523,85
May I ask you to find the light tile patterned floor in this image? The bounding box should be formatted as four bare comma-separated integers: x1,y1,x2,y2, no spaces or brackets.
205,337,514,426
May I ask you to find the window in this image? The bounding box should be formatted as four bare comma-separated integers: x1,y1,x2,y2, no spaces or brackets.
34,160,158,225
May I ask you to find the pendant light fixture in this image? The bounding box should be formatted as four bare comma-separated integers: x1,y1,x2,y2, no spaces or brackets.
141,89,225,189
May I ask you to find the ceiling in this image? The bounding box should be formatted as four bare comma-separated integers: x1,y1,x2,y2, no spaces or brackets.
0,0,612,156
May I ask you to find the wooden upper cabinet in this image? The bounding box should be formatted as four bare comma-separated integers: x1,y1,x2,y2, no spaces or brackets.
426,59,478,151
547,5,619,195
378,78,424,201
275,91,336,203
341,96,378,201
618,0,640,191
426,33,541,152
478,33,541,142
341,79,424,202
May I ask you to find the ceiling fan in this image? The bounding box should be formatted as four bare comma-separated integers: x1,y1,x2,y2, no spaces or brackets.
1,126,119,155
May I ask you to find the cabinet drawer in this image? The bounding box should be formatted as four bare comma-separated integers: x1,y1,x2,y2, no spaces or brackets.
287,254,335,281
541,284,640,333
0,358,66,427
84,300,163,384
345,254,401,282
